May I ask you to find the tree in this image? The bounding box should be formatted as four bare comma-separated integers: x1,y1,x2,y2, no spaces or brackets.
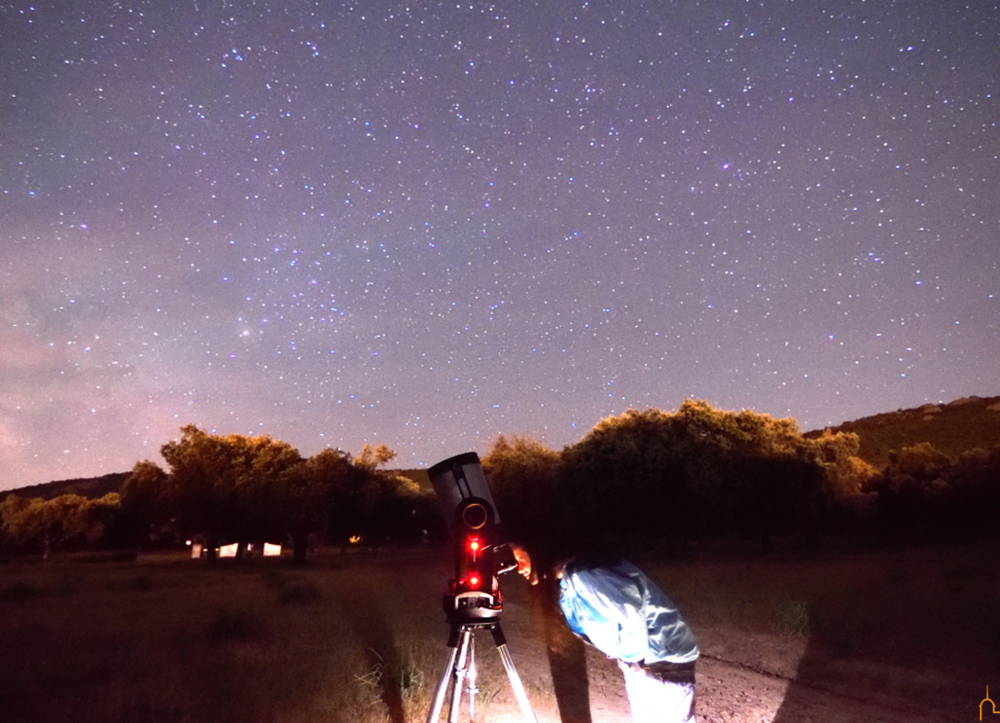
560,407,692,544
805,429,872,498
90,492,122,547
234,434,303,556
363,471,431,550
942,444,1000,539
482,435,563,562
353,443,396,471
736,453,826,551
267,443,411,563
559,400,863,549
328,444,400,552
865,442,952,542
277,447,354,563
0,493,109,559
865,442,1000,542
117,460,171,549
160,425,301,561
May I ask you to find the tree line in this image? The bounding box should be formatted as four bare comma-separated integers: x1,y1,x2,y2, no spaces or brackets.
865,442,1000,543
3,401,999,561
481,400,1000,562
482,400,871,562
1,425,435,562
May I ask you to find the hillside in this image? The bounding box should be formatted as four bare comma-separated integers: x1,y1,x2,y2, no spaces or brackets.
1,471,130,502
3,468,434,502
808,395,1000,470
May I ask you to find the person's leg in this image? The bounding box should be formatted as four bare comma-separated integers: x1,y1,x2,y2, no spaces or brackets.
618,661,696,723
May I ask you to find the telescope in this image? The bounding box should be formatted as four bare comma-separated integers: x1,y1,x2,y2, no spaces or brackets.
426,452,536,723
429,452,517,623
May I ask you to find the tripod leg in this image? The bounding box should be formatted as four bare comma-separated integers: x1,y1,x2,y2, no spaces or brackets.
426,645,459,723
491,624,538,723
468,641,478,720
447,629,473,723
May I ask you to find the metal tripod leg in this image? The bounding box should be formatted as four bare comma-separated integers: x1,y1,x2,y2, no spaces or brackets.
492,623,538,723
426,622,537,723
446,629,473,723
427,626,473,723
426,642,459,723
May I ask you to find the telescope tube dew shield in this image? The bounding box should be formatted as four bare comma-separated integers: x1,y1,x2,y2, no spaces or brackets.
428,451,505,536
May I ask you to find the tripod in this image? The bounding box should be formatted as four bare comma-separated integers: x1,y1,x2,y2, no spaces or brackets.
426,617,537,723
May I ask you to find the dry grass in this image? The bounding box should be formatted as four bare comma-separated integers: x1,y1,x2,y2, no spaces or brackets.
647,542,1000,668
0,550,439,723
1,542,997,722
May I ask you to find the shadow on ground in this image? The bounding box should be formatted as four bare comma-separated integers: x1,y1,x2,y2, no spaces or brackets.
529,578,594,723
772,624,991,722
333,581,407,723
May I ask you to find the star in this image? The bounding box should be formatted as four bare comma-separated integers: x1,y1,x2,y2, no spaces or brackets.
1,0,997,489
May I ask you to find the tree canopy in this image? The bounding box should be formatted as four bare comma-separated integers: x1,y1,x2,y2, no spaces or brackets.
157,425,302,560
482,435,563,562
121,426,413,562
485,400,875,555
0,492,114,558
7,400,997,560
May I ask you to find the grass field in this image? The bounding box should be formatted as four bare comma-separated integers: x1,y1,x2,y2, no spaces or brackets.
1,541,997,723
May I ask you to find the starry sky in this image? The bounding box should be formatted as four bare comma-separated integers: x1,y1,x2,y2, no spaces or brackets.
2,0,998,491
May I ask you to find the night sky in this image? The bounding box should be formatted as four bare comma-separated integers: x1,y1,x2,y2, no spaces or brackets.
2,1,998,491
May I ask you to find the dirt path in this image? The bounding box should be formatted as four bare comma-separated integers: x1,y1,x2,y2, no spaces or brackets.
694,655,958,723
411,551,982,723
515,644,972,723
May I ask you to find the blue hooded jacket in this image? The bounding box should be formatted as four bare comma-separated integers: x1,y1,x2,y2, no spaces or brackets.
558,560,699,665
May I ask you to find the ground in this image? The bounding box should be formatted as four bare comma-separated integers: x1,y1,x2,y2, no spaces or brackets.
391,545,985,723
480,590,956,723
0,543,992,722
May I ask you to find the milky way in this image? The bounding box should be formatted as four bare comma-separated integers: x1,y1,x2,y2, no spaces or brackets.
2,1,998,490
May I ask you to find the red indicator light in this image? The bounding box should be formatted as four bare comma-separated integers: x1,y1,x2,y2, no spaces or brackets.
469,538,480,552
469,574,480,588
